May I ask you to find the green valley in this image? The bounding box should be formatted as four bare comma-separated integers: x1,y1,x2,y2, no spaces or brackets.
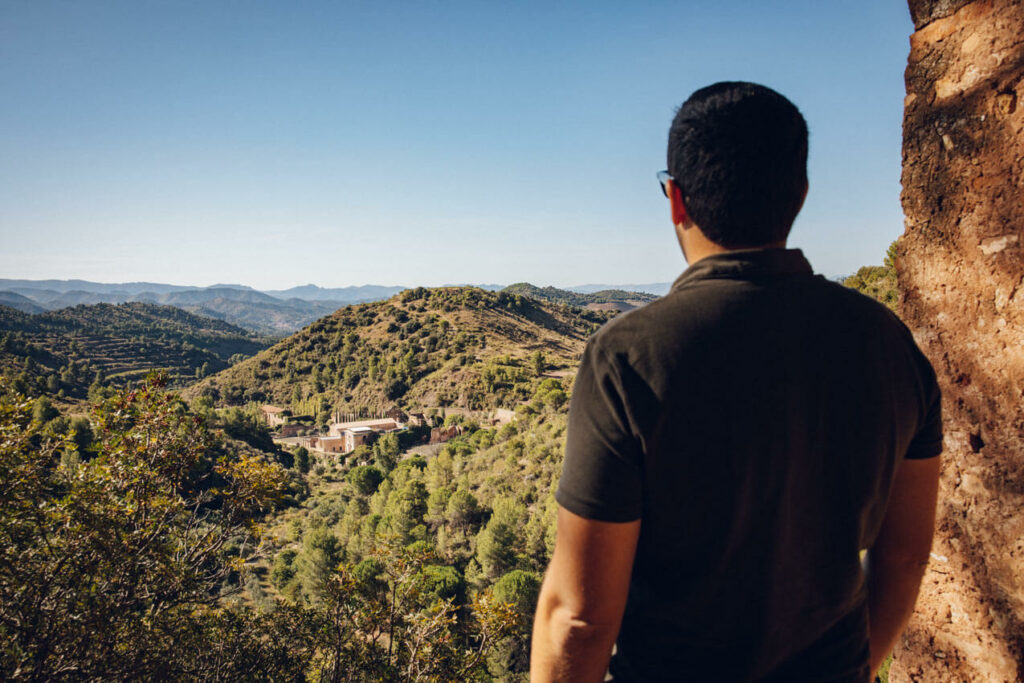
2,284,605,681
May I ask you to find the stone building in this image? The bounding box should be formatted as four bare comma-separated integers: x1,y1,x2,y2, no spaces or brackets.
277,423,303,438
342,426,375,452
429,423,463,445
317,436,347,454
328,417,400,436
259,405,288,427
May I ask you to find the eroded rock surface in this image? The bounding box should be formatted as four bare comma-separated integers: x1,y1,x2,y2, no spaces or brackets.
897,0,1024,680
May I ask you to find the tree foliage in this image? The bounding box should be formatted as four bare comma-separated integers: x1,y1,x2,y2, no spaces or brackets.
843,240,899,311
309,541,518,682
0,374,302,680
348,464,385,495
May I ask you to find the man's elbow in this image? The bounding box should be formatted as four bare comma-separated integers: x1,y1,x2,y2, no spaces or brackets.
867,542,933,575
536,591,621,649
551,603,620,642
532,596,619,683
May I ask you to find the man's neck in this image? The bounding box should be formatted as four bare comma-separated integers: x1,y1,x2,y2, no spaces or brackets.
676,222,786,265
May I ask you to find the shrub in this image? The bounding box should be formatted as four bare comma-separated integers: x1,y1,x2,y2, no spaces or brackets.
0,375,300,680
348,464,385,496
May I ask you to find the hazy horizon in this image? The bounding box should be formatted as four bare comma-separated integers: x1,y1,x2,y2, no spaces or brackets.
0,276,677,295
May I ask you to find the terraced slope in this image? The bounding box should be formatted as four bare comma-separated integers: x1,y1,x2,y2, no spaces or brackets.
0,302,270,398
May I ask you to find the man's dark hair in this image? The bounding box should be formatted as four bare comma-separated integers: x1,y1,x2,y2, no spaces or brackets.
667,81,808,248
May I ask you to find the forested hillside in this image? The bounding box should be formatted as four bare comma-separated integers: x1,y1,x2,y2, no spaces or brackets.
501,282,656,311
185,287,606,679
1,287,588,680
188,286,611,420
249,377,571,679
0,302,270,399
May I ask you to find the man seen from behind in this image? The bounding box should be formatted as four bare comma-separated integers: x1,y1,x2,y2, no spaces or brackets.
530,82,942,682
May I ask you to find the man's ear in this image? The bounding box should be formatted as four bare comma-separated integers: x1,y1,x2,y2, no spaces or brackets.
667,180,689,228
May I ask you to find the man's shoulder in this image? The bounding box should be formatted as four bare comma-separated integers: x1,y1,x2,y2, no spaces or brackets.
812,276,919,340
588,272,916,358
586,293,679,355
581,288,720,379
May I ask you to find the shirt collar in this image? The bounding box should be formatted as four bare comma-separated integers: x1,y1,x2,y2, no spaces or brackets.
669,248,814,294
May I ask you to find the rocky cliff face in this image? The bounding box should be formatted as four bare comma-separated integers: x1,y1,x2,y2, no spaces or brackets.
897,0,1024,680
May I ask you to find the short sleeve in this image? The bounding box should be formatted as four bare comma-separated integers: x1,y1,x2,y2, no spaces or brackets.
905,368,942,458
556,338,644,522
905,344,942,460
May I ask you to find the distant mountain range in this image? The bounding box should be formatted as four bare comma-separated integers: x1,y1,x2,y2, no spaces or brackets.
1,279,672,334
0,280,411,335
0,291,47,314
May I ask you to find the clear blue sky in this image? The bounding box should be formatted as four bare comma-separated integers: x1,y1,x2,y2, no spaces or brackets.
0,1,913,289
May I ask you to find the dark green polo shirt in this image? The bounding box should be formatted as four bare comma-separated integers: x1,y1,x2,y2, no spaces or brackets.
556,248,942,682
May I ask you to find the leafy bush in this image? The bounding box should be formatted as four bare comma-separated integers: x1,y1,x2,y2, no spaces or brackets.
0,374,300,680
843,240,899,311
348,464,385,495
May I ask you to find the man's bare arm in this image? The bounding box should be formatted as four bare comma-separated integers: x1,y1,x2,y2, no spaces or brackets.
530,506,641,683
866,455,940,677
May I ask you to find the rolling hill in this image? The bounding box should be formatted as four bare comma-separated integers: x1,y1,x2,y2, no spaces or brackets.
0,291,46,314
0,302,271,398
567,281,672,296
501,282,658,312
187,286,613,416
142,289,348,334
